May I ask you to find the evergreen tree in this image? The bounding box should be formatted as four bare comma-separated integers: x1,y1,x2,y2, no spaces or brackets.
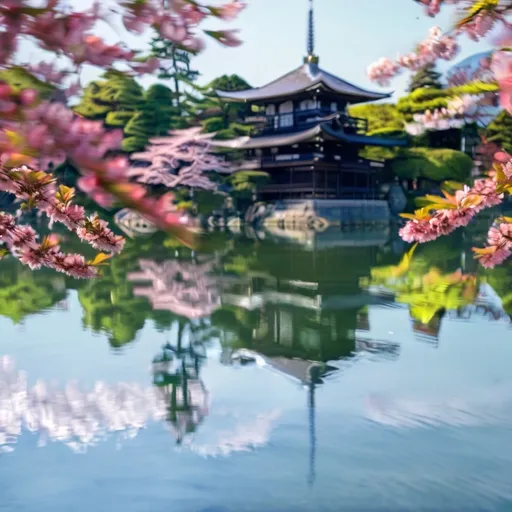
150,36,199,111
74,70,144,131
486,110,512,153
408,63,443,92
123,84,182,152
189,74,253,139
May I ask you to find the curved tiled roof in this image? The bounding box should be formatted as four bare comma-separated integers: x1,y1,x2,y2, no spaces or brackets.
212,118,408,150
216,62,391,103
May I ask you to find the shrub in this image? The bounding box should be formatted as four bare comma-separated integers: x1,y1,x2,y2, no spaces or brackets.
392,148,473,181
348,103,405,133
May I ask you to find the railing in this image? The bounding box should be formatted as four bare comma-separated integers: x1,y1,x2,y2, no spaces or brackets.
259,183,375,197
249,153,384,168
261,109,368,134
260,152,321,166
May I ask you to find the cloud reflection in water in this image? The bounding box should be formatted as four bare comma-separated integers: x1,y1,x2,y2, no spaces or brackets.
0,356,279,457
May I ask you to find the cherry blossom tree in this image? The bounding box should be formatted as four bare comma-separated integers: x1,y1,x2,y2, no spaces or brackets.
129,127,233,191
0,0,246,277
368,0,512,268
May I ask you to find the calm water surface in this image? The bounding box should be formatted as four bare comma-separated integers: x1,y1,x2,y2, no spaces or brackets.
1,226,511,511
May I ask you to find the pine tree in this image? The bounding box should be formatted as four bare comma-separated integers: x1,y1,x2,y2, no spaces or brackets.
150,36,199,111
74,70,144,132
189,74,253,139
486,110,512,153
123,84,182,152
408,63,443,92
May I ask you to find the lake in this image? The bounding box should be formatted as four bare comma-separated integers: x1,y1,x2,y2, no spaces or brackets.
0,223,511,512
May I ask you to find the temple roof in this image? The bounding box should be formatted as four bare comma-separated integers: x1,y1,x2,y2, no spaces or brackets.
212,116,407,150
216,62,392,104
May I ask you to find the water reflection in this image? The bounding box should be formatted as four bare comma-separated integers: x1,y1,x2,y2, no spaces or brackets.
0,354,169,454
1,223,512,497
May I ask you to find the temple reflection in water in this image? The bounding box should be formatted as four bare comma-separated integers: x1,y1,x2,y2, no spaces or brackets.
1,216,511,461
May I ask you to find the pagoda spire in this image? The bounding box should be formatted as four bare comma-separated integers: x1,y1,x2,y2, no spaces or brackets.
304,0,319,64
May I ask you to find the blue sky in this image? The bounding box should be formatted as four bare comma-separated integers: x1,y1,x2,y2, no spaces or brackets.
21,0,495,100
191,0,493,99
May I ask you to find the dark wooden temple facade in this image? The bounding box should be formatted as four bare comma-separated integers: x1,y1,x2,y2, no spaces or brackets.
213,0,408,201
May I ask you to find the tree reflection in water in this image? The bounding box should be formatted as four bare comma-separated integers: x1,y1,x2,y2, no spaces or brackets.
1,225,511,460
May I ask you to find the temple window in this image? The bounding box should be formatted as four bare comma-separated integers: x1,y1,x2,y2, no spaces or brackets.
278,101,294,127
299,99,317,111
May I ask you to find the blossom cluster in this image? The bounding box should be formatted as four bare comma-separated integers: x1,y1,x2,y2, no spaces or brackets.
415,0,464,18
368,1,511,104
0,1,246,70
0,0,246,277
492,40,512,114
416,0,508,42
399,151,512,268
405,94,485,135
0,165,126,276
129,127,233,190
0,214,100,279
447,56,493,87
368,26,459,85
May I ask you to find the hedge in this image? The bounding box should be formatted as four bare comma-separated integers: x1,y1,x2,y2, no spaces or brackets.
391,148,473,181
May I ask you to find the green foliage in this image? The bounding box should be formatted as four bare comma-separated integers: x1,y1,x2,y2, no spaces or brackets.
208,74,252,93
367,127,409,138
0,66,56,99
202,116,226,133
227,171,270,211
123,83,180,151
348,103,405,133
0,259,67,323
76,74,182,153
359,146,398,161
397,95,449,121
214,122,253,140
194,190,226,215
77,234,189,347
391,148,473,181
74,70,144,123
396,81,499,121
486,110,512,153
450,81,499,96
229,171,270,191
408,63,442,92
188,74,252,137
484,263,512,315
150,36,199,110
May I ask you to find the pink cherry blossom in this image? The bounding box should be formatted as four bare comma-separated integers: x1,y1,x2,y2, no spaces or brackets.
77,175,116,208
214,29,243,47
367,58,401,86
217,1,247,21
0,0,246,277
491,49,512,114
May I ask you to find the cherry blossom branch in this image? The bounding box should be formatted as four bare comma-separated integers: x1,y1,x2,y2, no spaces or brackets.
0,213,106,278
0,0,246,275
368,2,511,91
399,151,512,267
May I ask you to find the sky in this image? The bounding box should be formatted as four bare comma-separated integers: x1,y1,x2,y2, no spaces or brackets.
191,0,494,99
20,0,496,100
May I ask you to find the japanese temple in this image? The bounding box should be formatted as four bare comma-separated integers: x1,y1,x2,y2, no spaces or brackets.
213,0,407,202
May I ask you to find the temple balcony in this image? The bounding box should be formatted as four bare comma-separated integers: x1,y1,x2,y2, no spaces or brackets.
251,110,368,135
233,152,385,170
